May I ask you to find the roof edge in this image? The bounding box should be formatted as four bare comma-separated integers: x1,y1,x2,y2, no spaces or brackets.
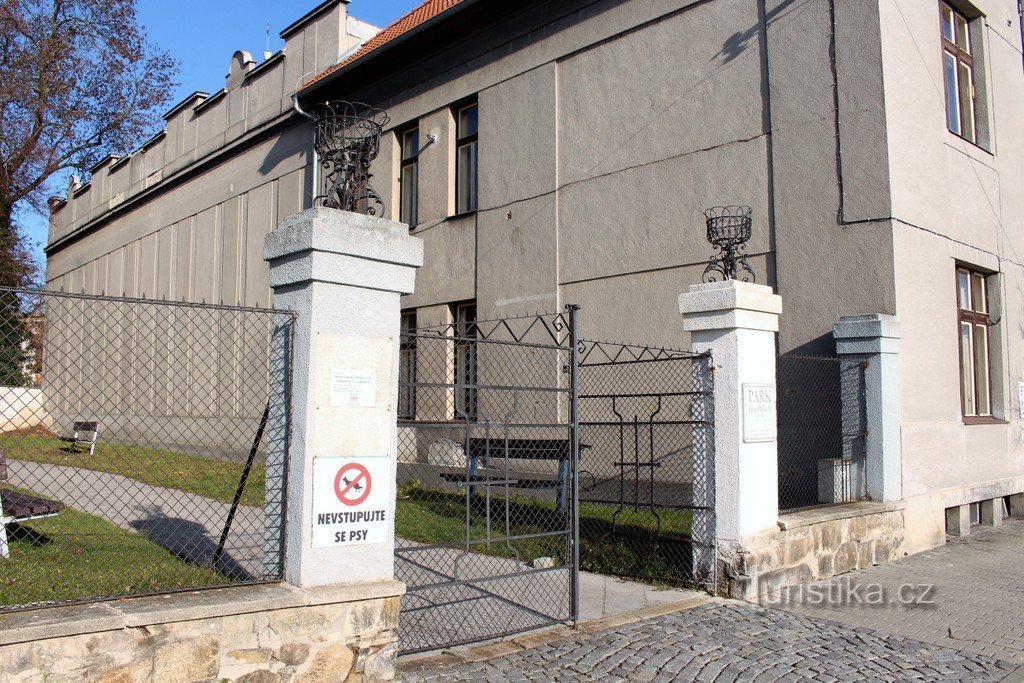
298,0,482,96
280,0,349,39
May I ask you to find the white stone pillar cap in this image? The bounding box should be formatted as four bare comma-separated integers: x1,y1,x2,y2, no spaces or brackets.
678,280,782,333
834,314,901,354
264,207,424,294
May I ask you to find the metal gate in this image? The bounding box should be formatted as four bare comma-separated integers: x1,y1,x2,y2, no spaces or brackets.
394,307,717,653
576,341,715,589
395,308,580,654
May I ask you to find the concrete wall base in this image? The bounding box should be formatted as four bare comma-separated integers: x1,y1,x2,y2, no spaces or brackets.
718,502,905,602
0,581,404,682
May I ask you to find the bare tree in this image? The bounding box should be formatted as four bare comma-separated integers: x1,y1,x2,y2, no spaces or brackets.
0,0,178,287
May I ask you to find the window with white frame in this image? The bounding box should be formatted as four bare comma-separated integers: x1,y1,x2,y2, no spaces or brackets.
957,266,992,418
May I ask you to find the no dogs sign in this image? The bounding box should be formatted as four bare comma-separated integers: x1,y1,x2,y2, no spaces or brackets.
311,456,391,548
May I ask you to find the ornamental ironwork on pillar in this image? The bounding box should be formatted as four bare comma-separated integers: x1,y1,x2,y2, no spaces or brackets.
311,101,391,216
702,205,756,283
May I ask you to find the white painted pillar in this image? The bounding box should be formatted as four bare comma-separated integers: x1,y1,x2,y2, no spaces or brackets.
679,281,782,546
833,314,902,502
264,207,423,587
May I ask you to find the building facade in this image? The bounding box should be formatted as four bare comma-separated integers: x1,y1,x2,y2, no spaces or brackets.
46,0,1024,556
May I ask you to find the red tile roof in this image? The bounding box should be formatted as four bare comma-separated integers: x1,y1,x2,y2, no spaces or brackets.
302,0,464,90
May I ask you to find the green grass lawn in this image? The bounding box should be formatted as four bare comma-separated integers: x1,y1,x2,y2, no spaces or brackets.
0,432,263,506
396,482,696,585
0,491,229,607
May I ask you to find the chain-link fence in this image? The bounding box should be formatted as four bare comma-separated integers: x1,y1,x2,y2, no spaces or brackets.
395,309,577,654
577,341,715,589
776,354,867,511
0,288,293,611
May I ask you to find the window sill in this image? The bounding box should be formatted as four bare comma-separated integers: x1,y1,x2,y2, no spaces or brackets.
448,210,478,220
945,130,994,161
962,415,1008,425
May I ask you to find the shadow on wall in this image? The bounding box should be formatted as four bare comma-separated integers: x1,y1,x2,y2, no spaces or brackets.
716,0,813,64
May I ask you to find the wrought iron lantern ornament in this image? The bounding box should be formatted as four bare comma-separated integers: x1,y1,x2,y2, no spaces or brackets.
702,205,756,283
312,101,391,215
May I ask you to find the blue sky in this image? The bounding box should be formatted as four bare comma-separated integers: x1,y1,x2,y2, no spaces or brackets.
25,0,420,268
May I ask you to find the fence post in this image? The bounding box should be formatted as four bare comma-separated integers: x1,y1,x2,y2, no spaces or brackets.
833,314,902,502
264,207,423,587
679,281,782,550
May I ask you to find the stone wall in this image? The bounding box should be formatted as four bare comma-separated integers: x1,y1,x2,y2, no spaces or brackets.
0,581,403,682
719,502,906,602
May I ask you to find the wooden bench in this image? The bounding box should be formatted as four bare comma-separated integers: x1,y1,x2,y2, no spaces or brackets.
0,449,65,559
60,421,99,456
440,438,590,514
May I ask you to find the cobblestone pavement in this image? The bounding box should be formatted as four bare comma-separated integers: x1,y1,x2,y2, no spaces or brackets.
400,601,1016,681
772,519,1024,664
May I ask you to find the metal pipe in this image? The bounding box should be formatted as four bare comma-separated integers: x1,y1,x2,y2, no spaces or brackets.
291,91,320,206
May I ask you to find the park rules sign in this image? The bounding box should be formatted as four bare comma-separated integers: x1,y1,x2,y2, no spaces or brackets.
311,456,391,548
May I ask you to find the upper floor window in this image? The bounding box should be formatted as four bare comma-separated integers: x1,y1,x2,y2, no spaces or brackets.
400,127,419,226
957,266,991,418
456,103,478,214
941,2,976,143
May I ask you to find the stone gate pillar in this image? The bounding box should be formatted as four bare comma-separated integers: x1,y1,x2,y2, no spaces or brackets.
264,207,423,587
679,281,782,548
833,314,902,502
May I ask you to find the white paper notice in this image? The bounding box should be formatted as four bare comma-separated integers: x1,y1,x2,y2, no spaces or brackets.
329,369,377,407
1018,382,1024,417
742,383,777,443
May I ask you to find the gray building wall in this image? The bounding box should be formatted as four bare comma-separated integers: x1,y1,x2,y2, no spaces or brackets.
43,0,1024,554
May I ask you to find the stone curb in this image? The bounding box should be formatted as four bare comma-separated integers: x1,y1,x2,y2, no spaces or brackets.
397,593,714,674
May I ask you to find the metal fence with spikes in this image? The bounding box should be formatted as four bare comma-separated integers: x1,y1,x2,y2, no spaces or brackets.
0,288,294,611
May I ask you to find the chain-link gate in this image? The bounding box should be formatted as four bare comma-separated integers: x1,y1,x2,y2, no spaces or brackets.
777,354,867,511
395,306,716,653
0,288,293,611
576,341,715,589
396,308,579,654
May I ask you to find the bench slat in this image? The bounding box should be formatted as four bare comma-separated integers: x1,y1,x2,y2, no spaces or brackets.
1,489,65,519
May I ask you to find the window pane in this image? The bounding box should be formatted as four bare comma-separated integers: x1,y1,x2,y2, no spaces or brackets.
457,141,478,213
941,4,954,42
954,13,969,52
957,60,975,142
400,162,418,225
974,323,990,415
399,312,416,418
971,272,986,313
458,104,478,138
454,303,477,420
402,129,419,160
944,52,961,135
957,270,971,309
961,322,976,415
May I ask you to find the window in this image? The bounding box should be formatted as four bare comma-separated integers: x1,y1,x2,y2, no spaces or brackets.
400,127,419,226
398,311,416,419
453,302,477,420
957,266,992,418
941,2,976,143
455,103,478,214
